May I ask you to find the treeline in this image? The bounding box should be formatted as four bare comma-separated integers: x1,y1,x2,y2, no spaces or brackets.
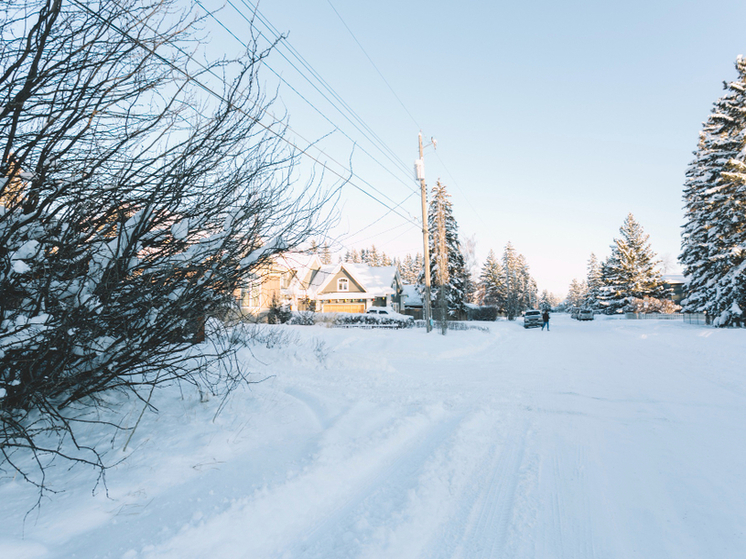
475,243,538,319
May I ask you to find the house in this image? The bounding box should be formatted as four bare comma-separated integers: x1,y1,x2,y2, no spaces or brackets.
289,260,403,313
233,254,299,319
401,284,423,319
662,274,686,305
234,254,404,318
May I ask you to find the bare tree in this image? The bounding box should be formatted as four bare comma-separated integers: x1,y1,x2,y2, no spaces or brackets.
0,0,333,496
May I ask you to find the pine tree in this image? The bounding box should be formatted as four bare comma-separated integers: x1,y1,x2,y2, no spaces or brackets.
566,279,589,308
400,253,420,284
598,214,668,313
681,56,746,326
321,243,332,265
479,249,505,310
585,253,604,310
366,245,380,267
418,181,466,318
502,242,521,320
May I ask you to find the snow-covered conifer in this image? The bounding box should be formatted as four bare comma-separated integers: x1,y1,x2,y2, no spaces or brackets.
585,253,603,310
479,250,505,310
418,181,466,318
566,279,589,308
598,214,668,313
681,56,746,326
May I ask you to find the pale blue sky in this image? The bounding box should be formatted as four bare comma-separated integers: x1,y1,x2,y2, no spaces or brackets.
199,0,746,296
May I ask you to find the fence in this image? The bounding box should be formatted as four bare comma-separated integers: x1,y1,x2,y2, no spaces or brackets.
413,320,490,332
624,313,683,320
682,313,709,325
623,312,710,325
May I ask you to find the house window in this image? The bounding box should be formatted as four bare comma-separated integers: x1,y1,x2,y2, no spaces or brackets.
241,282,261,308
337,278,349,291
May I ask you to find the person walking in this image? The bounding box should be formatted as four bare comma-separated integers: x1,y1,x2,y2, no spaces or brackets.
541,309,550,331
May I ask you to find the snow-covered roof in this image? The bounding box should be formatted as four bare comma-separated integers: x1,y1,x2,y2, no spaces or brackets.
341,264,398,297
297,262,399,298
401,284,422,307
662,274,686,284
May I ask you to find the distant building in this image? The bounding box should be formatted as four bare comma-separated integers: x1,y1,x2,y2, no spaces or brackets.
401,284,423,319
662,274,686,305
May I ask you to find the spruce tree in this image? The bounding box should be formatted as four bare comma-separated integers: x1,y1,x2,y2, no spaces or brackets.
566,279,589,308
681,56,746,326
418,181,466,318
598,214,668,313
585,253,604,310
502,242,521,320
479,249,505,310
321,243,332,265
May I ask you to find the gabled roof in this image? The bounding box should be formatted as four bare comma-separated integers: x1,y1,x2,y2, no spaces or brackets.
303,262,399,298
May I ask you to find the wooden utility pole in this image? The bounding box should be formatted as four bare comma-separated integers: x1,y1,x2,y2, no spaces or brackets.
417,132,432,332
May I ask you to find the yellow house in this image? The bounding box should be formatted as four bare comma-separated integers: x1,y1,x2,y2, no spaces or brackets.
234,254,404,318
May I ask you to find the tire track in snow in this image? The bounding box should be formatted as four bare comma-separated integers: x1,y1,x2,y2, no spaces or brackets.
287,410,468,559
451,416,532,559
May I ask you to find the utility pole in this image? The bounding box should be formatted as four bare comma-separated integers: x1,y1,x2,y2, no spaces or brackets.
416,132,432,332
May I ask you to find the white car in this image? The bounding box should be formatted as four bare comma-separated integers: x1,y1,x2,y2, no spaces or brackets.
523,309,542,328
365,306,414,327
366,306,406,318
578,309,594,321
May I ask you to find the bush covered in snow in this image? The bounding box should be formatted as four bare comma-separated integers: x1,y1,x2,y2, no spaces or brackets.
625,297,681,314
0,0,328,492
333,312,414,328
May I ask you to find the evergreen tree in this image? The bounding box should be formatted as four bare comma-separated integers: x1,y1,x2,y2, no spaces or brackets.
418,181,466,318
585,253,603,310
540,290,561,310
400,253,421,284
366,245,380,267
413,252,423,282
598,214,668,313
566,279,589,308
516,254,538,311
479,249,505,310
681,56,746,326
321,243,332,265
502,242,521,320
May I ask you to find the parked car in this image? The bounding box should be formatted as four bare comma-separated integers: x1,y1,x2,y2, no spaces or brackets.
578,309,594,321
366,306,414,327
570,307,581,319
523,309,542,328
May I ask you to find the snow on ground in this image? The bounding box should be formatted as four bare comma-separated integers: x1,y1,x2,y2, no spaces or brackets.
1,315,745,558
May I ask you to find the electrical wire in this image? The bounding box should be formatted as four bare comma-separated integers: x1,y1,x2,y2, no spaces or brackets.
212,0,418,197
324,0,422,131
235,0,417,181
67,0,423,229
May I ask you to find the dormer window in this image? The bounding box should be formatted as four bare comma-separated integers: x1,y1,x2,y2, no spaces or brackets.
338,278,349,291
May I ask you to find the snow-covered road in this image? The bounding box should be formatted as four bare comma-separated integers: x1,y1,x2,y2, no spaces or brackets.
2,315,745,558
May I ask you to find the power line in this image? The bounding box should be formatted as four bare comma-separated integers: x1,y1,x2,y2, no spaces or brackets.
218,0,419,194
324,0,422,131
194,3,420,220
433,151,489,229
68,0,422,230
